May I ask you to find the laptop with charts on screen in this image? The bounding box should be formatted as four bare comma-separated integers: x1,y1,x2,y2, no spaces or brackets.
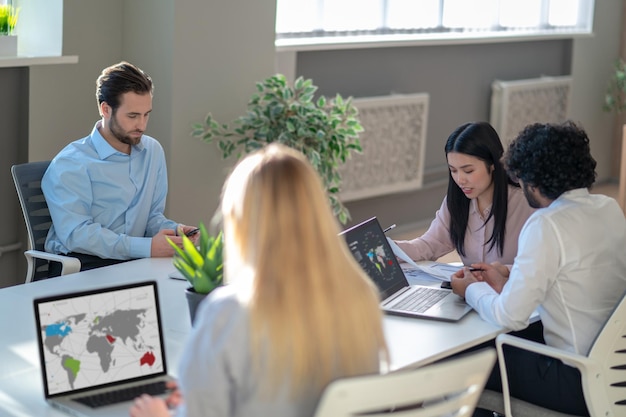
33,280,174,417
340,217,472,321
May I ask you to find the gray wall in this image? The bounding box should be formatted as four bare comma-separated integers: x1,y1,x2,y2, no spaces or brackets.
296,40,573,230
0,0,622,286
570,0,624,179
0,67,28,287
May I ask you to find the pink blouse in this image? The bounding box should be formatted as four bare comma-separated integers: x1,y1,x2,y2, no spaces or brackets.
396,185,535,266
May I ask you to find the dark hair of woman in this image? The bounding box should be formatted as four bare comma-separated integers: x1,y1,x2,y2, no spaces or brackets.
445,122,518,257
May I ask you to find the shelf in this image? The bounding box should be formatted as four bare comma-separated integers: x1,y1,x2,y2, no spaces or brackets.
0,55,78,68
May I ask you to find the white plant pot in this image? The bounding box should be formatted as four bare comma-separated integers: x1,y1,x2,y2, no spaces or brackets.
0,35,17,57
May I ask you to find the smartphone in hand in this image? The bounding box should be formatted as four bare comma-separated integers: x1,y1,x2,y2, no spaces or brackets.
185,228,200,237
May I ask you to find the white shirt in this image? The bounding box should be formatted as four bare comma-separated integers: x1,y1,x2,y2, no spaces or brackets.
466,189,626,355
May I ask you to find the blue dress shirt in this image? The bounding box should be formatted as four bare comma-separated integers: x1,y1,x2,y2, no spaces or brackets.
42,122,178,260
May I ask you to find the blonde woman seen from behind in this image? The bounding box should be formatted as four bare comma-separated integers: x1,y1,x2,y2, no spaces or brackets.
130,143,389,417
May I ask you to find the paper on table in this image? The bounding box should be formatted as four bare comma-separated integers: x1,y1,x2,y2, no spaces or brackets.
387,237,463,282
417,262,464,281
386,237,421,269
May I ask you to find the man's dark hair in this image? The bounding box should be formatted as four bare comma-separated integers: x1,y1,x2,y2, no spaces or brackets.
504,121,597,200
95,61,153,111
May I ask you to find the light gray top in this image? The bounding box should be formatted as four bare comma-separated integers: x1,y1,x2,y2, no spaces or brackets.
175,285,320,417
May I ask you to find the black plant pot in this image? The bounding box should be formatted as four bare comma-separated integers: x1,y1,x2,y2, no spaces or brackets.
185,287,207,325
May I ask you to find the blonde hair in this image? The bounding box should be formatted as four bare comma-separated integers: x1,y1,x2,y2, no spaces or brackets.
221,143,388,397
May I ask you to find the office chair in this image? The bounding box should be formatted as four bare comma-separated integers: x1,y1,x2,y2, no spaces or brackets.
478,292,626,417
313,348,496,417
11,161,80,283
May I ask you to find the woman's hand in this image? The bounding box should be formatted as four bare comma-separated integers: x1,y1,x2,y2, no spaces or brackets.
165,380,183,408
450,267,480,299
129,395,170,417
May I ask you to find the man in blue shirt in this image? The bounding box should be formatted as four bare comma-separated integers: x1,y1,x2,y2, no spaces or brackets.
42,61,198,276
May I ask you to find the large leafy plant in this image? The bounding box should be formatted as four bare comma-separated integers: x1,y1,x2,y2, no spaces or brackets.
192,74,363,224
168,223,223,295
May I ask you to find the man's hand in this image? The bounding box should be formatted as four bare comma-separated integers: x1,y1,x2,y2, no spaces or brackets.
450,268,480,299
151,229,181,257
470,262,509,294
176,224,201,245
490,261,510,278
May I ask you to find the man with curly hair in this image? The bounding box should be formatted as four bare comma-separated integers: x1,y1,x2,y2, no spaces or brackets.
451,121,626,416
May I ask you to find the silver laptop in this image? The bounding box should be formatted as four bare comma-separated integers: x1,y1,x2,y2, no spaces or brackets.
33,281,174,417
341,217,472,321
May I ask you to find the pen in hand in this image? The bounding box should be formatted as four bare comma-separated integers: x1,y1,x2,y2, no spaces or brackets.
383,224,397,233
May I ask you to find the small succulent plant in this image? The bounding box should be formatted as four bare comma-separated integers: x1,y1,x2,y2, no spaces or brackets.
168,223,223,294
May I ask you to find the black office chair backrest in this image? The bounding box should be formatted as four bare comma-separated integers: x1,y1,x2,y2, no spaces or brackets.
11,161,53,280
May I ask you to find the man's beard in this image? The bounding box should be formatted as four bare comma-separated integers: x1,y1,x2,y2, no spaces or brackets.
110,112,142,146
522,182,542,209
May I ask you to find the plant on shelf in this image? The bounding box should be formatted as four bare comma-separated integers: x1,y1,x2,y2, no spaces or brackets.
0,3,19,36
192,74,363,224
168,223,223,323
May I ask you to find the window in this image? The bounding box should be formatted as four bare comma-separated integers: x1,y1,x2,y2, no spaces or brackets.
275,0,595,50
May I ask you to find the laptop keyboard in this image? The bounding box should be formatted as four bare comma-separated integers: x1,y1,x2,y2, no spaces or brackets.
73,380,168,408
390,287,448,313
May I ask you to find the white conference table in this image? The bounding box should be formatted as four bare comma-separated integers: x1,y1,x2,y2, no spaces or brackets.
0,258,506,416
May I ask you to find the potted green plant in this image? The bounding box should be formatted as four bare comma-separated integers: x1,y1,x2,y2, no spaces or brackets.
192,74,363,224
0,3,18,35
168,223,224,324
0,3,19,57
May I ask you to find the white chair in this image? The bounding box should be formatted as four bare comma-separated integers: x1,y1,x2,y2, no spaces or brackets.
11,161,81,283
479,293,626,417
313,348,496,417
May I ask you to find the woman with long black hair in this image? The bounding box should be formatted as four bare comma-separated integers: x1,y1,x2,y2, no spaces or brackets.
395,122,534,268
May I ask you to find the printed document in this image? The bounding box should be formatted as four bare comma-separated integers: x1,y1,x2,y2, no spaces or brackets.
387,237,463,282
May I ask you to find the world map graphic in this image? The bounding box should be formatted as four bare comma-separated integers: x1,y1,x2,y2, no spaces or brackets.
37,286,164,395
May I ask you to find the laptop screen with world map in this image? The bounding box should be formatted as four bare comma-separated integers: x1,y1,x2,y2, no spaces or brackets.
33,281,168,399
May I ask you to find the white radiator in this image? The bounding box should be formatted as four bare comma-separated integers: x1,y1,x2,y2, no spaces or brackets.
490,75,572,148
339,93,429,202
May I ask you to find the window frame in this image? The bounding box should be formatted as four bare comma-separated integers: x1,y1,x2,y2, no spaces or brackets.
275,0,595,52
